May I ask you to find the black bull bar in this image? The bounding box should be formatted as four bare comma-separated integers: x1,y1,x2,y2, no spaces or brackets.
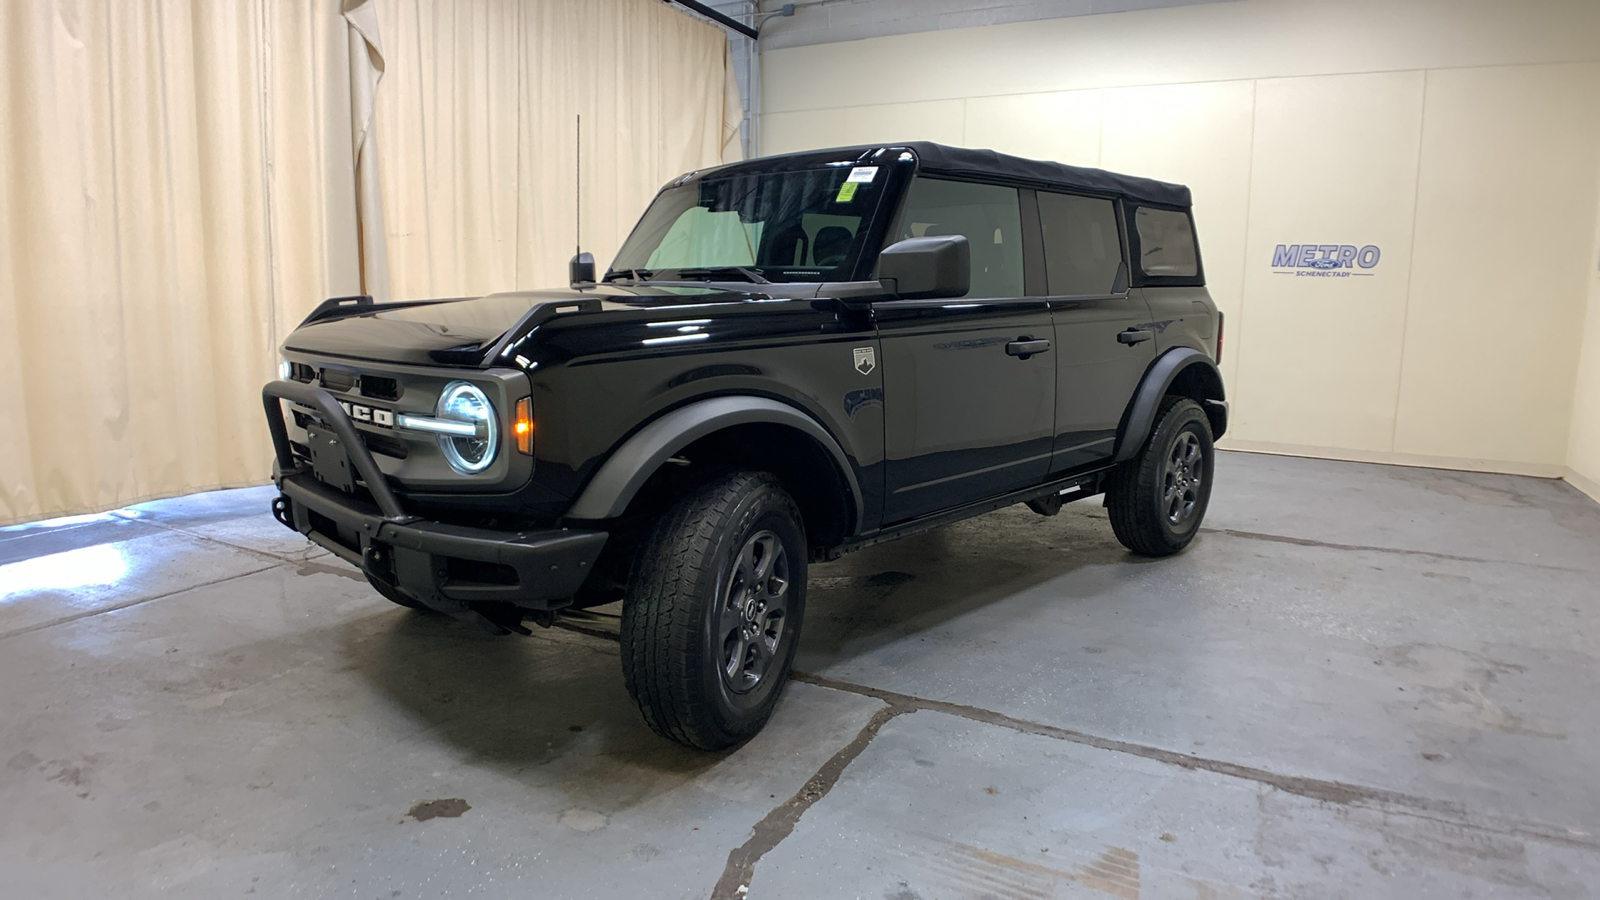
261,381,606,627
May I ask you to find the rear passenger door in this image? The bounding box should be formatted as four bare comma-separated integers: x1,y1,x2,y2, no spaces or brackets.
876,178,1056,523
1036,192,1156,473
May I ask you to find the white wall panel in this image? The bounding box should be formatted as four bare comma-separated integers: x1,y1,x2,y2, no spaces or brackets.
760,108,843,155
762,99,967,153
963,90,1102,166
763,0,1600,115
840,99,969,147
1231,72,1424,452
1567,173,1600,501
1394,64,1600,467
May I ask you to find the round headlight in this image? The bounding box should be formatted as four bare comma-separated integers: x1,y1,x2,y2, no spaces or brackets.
436,381,498,474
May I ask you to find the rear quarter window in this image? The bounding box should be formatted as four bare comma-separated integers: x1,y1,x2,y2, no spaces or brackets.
1132,206,1201,283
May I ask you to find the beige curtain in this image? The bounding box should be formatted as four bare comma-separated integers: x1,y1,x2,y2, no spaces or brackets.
0,0,738,526
373,0,741,300
0,0,362,526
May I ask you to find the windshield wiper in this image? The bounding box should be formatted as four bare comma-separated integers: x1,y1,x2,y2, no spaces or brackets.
602,268,653,283
667,266,771,284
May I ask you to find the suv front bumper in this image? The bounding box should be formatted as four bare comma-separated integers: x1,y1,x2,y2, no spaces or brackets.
263,381,606,617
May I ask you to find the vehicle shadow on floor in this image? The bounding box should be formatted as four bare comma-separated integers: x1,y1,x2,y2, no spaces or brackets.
798,503,1166,669
335,501,1169,792
339,607,730,811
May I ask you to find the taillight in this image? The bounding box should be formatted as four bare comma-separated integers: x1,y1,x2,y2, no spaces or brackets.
1216,311,1225,361
513,397,533,454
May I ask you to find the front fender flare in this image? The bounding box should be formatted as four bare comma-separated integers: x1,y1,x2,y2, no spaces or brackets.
564,395,863,530
1114,348,1227,463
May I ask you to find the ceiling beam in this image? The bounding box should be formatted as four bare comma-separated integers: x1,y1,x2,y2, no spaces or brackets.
668,0,760,40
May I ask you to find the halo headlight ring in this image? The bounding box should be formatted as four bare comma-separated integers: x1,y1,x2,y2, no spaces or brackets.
436,381,498,475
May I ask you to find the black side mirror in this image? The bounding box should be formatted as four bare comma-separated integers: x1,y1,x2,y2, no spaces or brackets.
878,235,969,300
569,251,596,288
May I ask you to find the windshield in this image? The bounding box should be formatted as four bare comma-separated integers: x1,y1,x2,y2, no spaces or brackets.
608,165,888,283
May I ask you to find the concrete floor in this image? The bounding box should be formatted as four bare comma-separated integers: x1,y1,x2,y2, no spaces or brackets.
2,451,1598,899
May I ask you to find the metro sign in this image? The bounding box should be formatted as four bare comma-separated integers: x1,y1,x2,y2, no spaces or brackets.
1271,243,1381,278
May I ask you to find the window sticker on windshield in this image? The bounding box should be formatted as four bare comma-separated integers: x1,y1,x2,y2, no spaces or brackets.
846,167,878,184
835,182,859,203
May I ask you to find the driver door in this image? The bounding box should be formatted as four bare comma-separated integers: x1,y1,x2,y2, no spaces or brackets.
877,178,1056,523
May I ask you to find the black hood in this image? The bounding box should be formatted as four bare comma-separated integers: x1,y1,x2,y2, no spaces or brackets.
282,283,820,366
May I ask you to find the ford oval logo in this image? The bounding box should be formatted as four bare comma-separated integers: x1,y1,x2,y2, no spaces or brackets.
1306,257,1341,270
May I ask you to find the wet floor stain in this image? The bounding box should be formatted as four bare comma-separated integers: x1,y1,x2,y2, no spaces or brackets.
7,750,40,770
559,807,609,833
910,837,1141,900
867,570,916,587
407,798,470,821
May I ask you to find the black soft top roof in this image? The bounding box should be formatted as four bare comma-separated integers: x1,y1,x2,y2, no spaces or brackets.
902,142,1191,209
716,141,1191,209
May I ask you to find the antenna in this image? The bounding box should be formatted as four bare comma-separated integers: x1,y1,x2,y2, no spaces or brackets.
575,114,582,256
568,114,596,287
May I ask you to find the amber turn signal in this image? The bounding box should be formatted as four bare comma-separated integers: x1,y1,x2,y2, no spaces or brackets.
513,397,533,454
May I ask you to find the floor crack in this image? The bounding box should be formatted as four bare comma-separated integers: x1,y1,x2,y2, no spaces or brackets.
790,671,1600,853
1201,526,1592,573
710,705,904,900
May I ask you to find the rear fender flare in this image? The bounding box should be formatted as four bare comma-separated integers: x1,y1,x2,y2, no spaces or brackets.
1113,348,1225,463
564,396,863,530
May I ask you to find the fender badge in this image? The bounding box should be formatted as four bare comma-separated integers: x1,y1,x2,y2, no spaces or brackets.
853,347,876,375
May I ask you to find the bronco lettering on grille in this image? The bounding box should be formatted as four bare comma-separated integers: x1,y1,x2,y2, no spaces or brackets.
337,400,394,427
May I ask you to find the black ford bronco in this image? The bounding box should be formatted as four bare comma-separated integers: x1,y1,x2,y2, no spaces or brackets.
264,142,1226,749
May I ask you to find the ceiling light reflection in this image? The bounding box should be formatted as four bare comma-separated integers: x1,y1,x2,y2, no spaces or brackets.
641,333,712,346
0,544,130,600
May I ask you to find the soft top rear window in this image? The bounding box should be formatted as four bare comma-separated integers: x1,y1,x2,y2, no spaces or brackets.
1129,206,1203,286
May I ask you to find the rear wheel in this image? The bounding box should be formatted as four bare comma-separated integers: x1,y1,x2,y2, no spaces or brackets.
621,472,806,749
1105,396,1215,557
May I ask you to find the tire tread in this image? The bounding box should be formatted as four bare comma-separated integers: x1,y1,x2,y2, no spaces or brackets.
1105,396,1212,557
621,471,800,748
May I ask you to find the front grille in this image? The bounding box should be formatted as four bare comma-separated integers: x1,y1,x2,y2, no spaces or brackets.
291,409,407,459
319,368,357,392
360,374,400,401
363,431,409,459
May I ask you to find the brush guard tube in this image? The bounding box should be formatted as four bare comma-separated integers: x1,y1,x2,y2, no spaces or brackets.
262,381,607,623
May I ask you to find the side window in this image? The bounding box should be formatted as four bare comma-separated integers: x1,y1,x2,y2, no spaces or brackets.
1038,192,1123,295
1133,207,1198,277
895,177,1024,298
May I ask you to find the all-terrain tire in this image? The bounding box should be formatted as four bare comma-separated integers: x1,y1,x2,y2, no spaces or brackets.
1105,396,1215,557
621,471,807,750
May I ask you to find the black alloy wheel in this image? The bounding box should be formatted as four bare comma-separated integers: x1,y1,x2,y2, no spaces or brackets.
1105,396,1215,557
718,530,791,694
622,471,807,749
1161,430,1205,528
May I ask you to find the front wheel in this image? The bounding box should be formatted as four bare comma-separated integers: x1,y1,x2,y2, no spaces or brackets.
1105,396,1215,557
621,472,807,749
